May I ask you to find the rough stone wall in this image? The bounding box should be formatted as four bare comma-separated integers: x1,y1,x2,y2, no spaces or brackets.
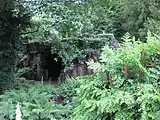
16,42,48,80
16,42,100,82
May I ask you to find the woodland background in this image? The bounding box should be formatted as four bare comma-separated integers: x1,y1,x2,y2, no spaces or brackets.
0,0,160,120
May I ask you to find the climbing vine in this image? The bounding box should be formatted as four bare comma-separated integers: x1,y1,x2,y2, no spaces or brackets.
0,0,31,90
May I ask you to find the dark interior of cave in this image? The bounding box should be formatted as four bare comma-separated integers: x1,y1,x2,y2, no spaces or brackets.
43,51,63,82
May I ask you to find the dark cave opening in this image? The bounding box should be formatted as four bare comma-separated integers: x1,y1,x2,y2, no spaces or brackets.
43,51,64,82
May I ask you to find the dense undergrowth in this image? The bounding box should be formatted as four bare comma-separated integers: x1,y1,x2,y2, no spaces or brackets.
0,32,160,120
74,32,160,120
0,78,80,120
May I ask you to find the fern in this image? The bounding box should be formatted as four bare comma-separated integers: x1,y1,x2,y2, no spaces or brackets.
74,32,160,120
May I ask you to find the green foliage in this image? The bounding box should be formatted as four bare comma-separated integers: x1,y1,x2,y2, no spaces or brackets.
105,0,160,40
0,32,159,120
15,67,33,78
0,0,30,90
73,32,160,120
0,78,81,120
144,3,160,36
54,77,80,103
22,0,116,71
51,77,81,119
0,84,64,120
2,0,159,118
22,0,160,72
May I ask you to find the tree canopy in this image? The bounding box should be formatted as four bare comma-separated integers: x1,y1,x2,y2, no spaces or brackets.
0,0,160,120
20,0,160,70
0,0,31,90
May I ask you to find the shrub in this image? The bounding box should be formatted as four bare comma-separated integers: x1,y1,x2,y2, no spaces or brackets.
0,78,81,120
0,0,30,90
73,31,160,120
0,84,68,120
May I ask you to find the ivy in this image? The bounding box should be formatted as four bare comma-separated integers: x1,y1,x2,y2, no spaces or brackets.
0,0,31,90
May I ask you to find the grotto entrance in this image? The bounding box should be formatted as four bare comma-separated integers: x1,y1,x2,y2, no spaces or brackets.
43,51,64,83
16,42,65,83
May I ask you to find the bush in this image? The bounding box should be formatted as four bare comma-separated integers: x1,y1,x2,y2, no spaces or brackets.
73,31,160,120
0,78,81,120
0,84,67,120
0,0,30,90
0,32,159,120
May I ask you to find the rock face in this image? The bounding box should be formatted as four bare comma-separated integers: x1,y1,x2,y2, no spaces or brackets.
16,42,52,81
16,42,100,82
67,51,100,77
